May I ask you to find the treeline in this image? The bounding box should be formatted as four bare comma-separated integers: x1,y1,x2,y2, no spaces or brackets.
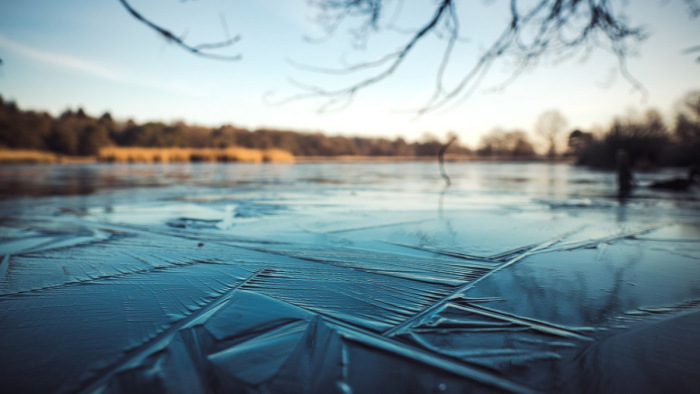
569,90,700,169
5,90,697,166
475,129,537,158
0,96,470,158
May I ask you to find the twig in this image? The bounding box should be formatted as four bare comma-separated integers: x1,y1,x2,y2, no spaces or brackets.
119,0,241,61
290,0,647,113
438,135,457,187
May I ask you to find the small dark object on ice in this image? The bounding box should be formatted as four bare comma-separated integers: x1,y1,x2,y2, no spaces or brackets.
438,136,457,187
616,150,634,197
198,242,204,247
649,167,699,191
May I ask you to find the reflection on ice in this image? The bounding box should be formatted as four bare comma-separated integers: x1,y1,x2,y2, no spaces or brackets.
0,162,699,392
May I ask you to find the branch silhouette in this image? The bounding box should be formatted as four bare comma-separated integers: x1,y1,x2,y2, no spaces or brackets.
119,0,241,61
118,0,699,111
285,0,649,113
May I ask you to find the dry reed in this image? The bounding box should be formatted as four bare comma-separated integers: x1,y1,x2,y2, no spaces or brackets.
98,147,295,163
0,149,61,164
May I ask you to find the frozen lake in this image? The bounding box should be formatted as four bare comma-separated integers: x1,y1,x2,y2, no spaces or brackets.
1,162,699,393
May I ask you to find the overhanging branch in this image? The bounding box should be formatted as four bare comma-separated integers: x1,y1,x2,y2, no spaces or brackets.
285,0,649,114
119,0,241,61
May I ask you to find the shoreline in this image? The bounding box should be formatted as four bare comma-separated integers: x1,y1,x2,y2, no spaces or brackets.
295,155,574,163
0,149,575,165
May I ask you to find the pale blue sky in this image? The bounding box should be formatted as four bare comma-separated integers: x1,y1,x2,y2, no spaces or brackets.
0,0,698,148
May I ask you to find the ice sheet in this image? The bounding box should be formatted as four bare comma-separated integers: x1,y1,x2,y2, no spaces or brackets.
1,162,699,393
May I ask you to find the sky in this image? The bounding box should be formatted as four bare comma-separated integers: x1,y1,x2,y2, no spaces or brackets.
0,0,698,149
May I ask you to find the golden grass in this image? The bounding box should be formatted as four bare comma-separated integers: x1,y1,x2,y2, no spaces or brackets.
98,147,295,163
0,149,61,164
262,148,295,163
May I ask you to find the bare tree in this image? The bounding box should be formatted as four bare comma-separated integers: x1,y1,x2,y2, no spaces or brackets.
118,0,699,112
535,109,568,157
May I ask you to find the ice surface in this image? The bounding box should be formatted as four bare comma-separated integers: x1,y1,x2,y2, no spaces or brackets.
1,162,699,393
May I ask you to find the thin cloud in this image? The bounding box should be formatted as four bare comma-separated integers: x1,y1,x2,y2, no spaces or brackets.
0,35,207,97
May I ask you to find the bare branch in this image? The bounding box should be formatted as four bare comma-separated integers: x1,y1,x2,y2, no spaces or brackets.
685,0,700,17
287,50,402,75
121,0,684,112
683,44,700,62
119,0,241,61
286,0,453,112
290,0,649,114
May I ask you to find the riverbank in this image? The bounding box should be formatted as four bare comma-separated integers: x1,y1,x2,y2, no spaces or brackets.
296,154,574,163
1,148,577,165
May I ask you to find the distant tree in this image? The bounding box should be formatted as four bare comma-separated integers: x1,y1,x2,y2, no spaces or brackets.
392,137,413,156
328,135,359,155
414,133,443,156
271,130,304,154
576,109,670,168
59,109,74,120
184,125,212,148
48,122,80,155
352,137,375,156
0,99,51,150
251,129,277,150
0,96,470,159
478,128,535,157
22,112,52,150
79,124,111,156
535,110,568,158
478,129,507,156
567,129,594,156
510,131,537,157
98,112,113,125
607,109,668,166
98,112,116,136
674,90,700,143
665,90,700,166
211,126,235,148
119,122,167,147
164,123,188,147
